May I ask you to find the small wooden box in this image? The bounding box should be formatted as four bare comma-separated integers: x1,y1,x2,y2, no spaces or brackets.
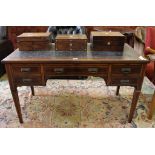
55,34,87,51
90,31,125,51
17,32,51,51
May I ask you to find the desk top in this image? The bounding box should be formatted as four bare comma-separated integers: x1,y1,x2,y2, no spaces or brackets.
2,43,149,64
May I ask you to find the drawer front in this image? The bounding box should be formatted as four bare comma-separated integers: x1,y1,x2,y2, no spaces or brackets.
56,40,87,51
71,41,87,51
55,40,70,51
44,65,108,76
18,42,33,51
92,45,124,51
93,39,125,46
92,36,125,41
12,64,41,75
33,42,49,50
110,77,138,86
18,41,32,46
111,64,142,75
45,66,76,75
13,75,42,86
78,65,108,75
18,41,49,51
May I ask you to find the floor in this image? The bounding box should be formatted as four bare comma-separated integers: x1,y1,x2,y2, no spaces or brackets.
0,74,155,128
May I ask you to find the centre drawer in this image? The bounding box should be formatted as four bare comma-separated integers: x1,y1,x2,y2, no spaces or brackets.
44,64,108,76
11,64,41,75
111,64,142,76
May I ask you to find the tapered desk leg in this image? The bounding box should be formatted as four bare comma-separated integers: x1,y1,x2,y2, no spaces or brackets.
128,89,141,123
116,86,120,96
30,86,35,96
11,88,23,123
148,90,155,119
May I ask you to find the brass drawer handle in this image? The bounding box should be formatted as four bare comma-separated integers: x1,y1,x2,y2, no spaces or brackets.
120,79,130,84
121,68,131,74
88,68,98,73
70,43,72,46
54,68,64,73
21,67,31,72
22,78,32,82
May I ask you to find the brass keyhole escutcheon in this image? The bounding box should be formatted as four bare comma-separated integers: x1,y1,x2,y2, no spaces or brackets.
107,42,111,45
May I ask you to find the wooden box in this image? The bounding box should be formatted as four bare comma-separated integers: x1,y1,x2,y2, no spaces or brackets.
90,31,125,51
55,34,87,51
17,32,51,51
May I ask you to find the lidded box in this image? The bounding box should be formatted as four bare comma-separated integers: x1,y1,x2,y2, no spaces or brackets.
17,32,51,51
55,34,87,51
90,31,125,51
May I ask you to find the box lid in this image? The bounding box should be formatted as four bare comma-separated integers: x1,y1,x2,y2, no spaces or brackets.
17,32,51,42
91,31,124,37
56,34,87,40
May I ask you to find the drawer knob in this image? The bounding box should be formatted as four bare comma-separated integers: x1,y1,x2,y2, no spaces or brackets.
54,68,64,73
88,68,98,73
22,78,32,82
107,42,111,45
70,43,72,46
21,68,31,72
121,68,131,74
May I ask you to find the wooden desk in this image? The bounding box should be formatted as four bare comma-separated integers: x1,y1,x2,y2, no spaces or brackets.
2,43,149,123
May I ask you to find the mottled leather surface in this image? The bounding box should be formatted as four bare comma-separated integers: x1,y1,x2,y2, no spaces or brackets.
2,43,148,63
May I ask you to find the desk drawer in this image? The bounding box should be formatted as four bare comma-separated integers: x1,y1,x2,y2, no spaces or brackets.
110,77,138,86
45,66,76,76
13,75,42,86
111,64,142,75
44,65,108,76
78,65,108,75
12,64,41,75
